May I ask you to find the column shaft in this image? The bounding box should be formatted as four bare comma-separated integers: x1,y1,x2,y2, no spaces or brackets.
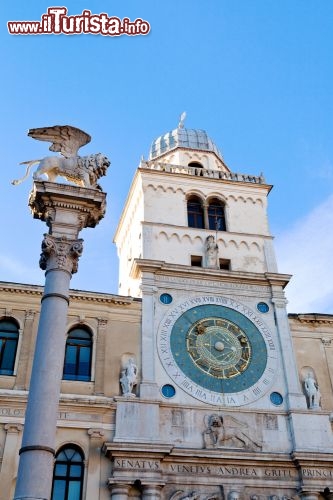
14,268,71,500
142,484,162,500
110,484,130,500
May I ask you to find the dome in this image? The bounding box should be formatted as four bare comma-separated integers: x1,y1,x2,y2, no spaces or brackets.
149,127,223,161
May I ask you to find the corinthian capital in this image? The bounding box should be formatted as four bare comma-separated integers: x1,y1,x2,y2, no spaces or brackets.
39,234,83,274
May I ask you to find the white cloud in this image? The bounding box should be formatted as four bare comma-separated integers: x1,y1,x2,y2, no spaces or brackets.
0,254,42,285
275,194,333,314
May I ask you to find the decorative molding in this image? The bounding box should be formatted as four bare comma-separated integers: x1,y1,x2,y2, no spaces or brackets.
25,310,35,320
4,423,23,433
97,318,108,329
0,283,137,306
271,299,287,308
88,428,105,439
289,313,333,325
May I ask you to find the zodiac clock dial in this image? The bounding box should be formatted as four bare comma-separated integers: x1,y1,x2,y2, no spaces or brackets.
186,317,251,379
157,296,278,406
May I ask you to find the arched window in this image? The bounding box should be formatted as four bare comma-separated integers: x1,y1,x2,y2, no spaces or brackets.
187,196,204,229
188,161,203,169
63,327,92,381
51,445,84,500
208,198,226,231
0,319,19,375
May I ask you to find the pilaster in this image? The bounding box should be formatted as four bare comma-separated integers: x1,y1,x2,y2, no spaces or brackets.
139,280,159,399
0,424,23,500
270,293,306,410
85,428,105,499
94,318,108,395
14,310,35,390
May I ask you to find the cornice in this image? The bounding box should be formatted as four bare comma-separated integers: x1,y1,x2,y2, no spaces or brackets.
0,281,139,306
131,259,291,288
139,165,273,194
288,313,333,325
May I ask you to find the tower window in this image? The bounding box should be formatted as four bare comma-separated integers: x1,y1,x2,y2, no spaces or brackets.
63,327,92,381
187,196,204,229
191,255,202,267
0,319,19,376
208,198,226,231
51,445,84,500
188,161,203,169
219,258,230,270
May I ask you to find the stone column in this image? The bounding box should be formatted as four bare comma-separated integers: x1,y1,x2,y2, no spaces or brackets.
109,483,130,500
14,181,106,500
85,428,105,498
142,484,163,500
203,202,209,230
0,424,23,500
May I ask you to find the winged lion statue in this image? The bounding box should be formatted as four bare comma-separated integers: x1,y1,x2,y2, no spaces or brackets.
12,125,110,190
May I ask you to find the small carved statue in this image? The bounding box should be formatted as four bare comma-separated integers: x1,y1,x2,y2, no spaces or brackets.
228,492,240,500
304,372,321,409
204,235,219,269
120,358,138,397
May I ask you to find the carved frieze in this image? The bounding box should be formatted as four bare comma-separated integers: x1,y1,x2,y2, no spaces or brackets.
203,414,262,451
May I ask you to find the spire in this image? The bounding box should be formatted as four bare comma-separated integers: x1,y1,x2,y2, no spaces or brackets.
178,111,186,129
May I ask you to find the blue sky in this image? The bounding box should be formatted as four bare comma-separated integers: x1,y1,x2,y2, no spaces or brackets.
1,1,332,313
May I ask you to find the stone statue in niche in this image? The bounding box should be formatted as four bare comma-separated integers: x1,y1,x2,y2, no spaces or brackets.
304,372,321,409
120,358,138,397
203,414,262,451
204,235,219,269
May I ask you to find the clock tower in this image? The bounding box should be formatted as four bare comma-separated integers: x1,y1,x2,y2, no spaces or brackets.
114,120,303,410
112,119,333,498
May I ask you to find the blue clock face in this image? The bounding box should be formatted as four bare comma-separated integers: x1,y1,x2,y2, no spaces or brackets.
158,296,278,406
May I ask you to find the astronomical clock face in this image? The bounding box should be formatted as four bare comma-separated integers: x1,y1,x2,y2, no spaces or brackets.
157,296,278,406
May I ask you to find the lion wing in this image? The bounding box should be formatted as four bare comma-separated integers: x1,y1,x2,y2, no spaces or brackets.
28,125,91,158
